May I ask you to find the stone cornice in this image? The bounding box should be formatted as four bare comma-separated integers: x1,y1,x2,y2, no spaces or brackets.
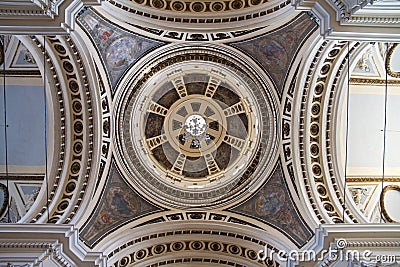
292,0,400,41
0,0,102,34
0,224,106,267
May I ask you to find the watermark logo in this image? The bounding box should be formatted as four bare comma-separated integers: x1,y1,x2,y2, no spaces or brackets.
258,238,398,264
336,238,347,249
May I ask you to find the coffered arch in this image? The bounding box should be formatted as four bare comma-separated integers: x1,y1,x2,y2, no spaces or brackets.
96,0,298,35
14,34,105,226
96,219,296,267
286,38,377,226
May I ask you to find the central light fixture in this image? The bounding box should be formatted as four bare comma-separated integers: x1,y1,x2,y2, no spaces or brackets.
184,114,207,137
182,114,210,148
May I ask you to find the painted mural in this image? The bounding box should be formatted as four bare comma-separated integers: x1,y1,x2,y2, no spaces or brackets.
230,13,317,97
80,160,162,247
77,9,165,91
231,159,313,247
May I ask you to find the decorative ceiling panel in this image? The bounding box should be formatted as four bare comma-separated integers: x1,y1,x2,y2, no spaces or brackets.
77,8,165,90
230,13,317,97
230,159,313,247
0,0,102,34
80,160,162,247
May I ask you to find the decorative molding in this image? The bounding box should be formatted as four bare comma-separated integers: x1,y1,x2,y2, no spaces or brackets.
0,0,102,34
114,44,278,209
53,35,95,224
350,77,400,85
327,0,374,19
133,211,263,230
292,0,400,41
26,35,67,223
380,185,400,223
105,0,291,25
95,64,111,191
26,35,95,225
387,43,400,78
281,61,300,197
306,224,400,267
96,0,297,35
144,257,254,267
346,177,400,183
286,40,332,224
0,240,66,267
0,70,41,76
321,41,361,223
288,40,364,225
111,239,280,267
132,24,268,42
116,0,280,14
346,240,400,248
106,225,284,267
0,224,106,267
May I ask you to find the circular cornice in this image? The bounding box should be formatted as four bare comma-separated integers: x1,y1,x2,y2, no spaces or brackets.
110,0,284,14
113,43,279,209
134,61,257,187
98,219,294,267
97,0,296,34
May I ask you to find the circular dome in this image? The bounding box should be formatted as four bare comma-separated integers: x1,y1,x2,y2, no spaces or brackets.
114,45,278,208
141,63,253,184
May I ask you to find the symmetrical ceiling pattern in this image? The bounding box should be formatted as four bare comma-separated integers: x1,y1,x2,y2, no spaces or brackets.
1,1,400,267
113,43,279,209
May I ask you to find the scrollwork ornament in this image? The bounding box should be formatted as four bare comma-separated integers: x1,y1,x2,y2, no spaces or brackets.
386,43,400,78
380,185,400,223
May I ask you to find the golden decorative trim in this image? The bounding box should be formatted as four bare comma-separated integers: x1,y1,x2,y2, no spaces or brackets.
387,43,400,78
346,176,400,183
0,38,3,66
380,185,400,223
0,70,41,76
350,78,400,85
0,175,44,181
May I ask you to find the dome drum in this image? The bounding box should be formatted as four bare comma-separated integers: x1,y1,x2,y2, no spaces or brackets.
114,45,279,208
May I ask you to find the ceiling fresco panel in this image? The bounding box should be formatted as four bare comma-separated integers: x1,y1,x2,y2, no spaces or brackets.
230,13,317,97
230,158,313,247
80,160,163,247
77,8,166,91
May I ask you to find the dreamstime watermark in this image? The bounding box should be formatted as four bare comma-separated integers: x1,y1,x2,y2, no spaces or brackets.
258,238,398,264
